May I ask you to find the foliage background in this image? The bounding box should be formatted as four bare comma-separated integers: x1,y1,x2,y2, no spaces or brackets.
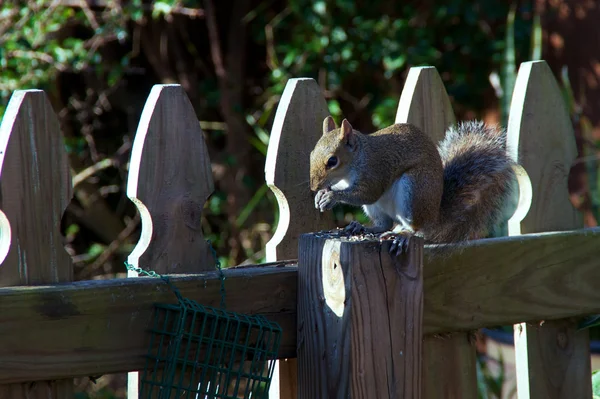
2,0,600,397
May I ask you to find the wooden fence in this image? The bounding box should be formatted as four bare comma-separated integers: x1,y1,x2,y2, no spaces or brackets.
0,59,597,399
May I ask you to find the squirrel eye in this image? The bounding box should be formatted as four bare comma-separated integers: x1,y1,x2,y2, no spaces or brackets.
326,156,338,168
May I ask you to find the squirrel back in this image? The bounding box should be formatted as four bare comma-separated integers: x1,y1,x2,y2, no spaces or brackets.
432,121,517,243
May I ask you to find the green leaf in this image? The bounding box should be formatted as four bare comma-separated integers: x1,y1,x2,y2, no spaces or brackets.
88,243,105,258
579,315,600,331
593,370,600,397
312,1,326,15
530,9,542,60
327,99,342,117
236,184,269,227
152,1,173,19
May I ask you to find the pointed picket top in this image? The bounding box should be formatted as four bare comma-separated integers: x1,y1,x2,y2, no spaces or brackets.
509,61,590,399
0,90,73,286
0,90,74,397
395,66,456,141
507,60,582,235
127,84,214,275
265,78,334,262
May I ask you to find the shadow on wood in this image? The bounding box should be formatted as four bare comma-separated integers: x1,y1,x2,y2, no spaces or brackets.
0,90,74,397
265,78,334,399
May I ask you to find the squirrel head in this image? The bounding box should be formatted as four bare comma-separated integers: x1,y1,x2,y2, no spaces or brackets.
310,116,360,192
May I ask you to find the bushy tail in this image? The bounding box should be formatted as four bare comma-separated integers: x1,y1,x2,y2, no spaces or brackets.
432,121,517,244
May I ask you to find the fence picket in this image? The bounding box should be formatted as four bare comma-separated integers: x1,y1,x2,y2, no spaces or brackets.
507,60,591,398
126,84,215,398
0,90,74,398
265,78,334,261
265,78,334,399
396,66,478,399
396,66,456,142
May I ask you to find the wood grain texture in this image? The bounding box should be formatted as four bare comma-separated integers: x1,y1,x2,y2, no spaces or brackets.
395,66,456,141
265,78,334,398
265,77,333,262
514,320,590,399
1,227,600,384
127,84,215,275
0,263,298,384
507,60,591,399
507,61,582,234
396,65,475,399
297,234,423,399
0,90,74,397
422,227,600,333
422,333,477,399
126,84,215,398
277,358,298,398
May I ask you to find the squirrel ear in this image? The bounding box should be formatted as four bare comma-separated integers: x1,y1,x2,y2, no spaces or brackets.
340,119,357,149
322,116,337,135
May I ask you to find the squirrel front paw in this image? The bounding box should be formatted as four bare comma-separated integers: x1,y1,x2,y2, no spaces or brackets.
315,188,336,212
345,222,388,235
380,228,415,256
345,221,366,234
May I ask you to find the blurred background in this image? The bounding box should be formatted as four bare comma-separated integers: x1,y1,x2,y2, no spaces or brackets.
2,0,600,397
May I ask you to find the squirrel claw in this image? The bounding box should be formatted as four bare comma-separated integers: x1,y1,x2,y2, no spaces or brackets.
345,221,366,234
380,229,414,256
390,235,410,256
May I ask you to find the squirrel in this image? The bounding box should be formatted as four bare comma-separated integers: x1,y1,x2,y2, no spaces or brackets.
310,116,517,254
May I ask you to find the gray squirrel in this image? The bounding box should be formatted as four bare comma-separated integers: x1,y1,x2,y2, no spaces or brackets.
309,116,517,254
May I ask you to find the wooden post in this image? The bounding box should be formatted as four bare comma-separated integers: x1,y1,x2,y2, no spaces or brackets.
297,233,423,398
265,78,334,398
396,66,478,398
126,84,215,397
507,60,592,398
0,90,74,398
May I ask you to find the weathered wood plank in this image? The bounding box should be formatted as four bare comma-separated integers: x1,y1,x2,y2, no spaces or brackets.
277,359,298,399
1,227,600,383
396,65,476,399
422,227,600,332
0,90,74,398
0,90,73,285
126,84,216,398
507,60,591,399
514,320,590,399
396,65,455,142
421,333,477,398
297,234,423,399
265,77,333,261
0,263,298,384
127,84,215,275
265,78,333,398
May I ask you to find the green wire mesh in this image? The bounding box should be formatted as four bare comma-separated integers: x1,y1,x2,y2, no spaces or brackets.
127,240,282,399
139,296,282,399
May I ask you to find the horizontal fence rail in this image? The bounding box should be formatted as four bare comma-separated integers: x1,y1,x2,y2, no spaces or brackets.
0,227,599,384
